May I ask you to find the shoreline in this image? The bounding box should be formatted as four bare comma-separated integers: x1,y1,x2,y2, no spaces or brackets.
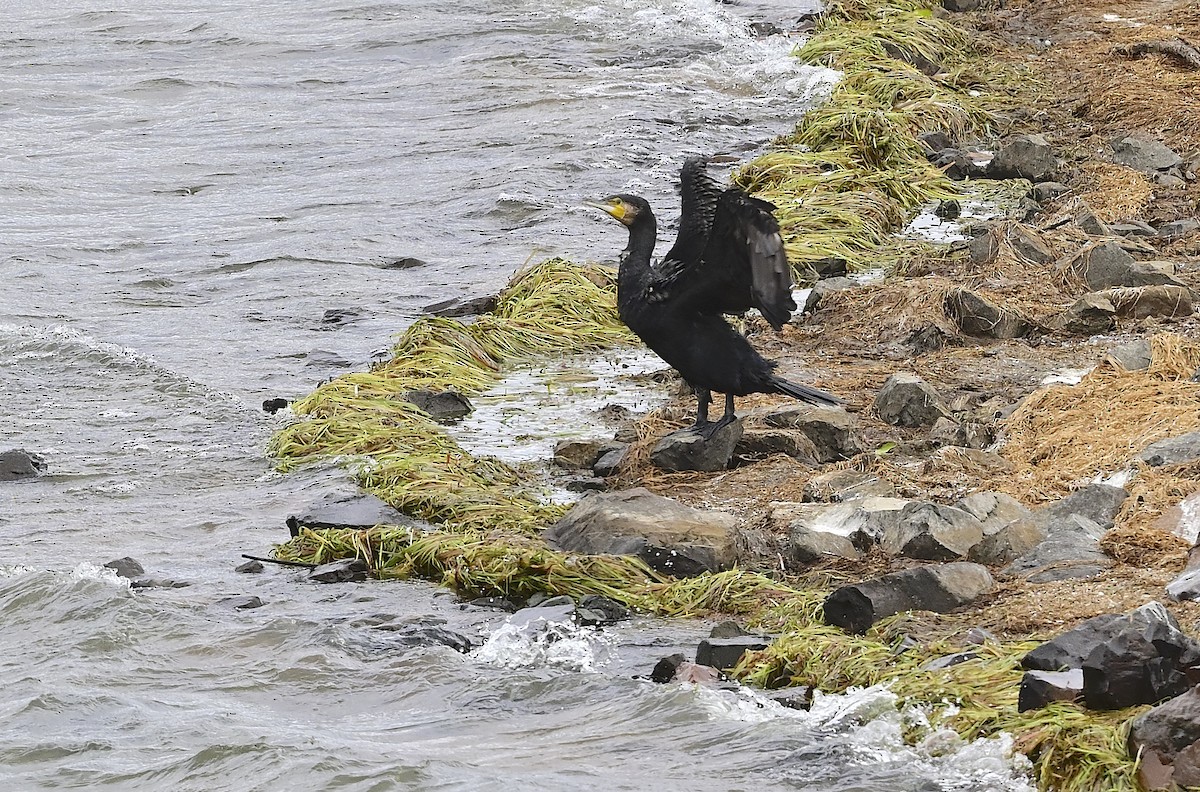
271,0,1200,788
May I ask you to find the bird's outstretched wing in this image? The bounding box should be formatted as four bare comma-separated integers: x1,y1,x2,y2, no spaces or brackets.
647,160,795,331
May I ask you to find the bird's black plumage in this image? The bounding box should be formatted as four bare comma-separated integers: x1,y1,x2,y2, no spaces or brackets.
592,156,841,435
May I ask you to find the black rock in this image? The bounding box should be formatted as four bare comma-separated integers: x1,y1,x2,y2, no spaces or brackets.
935,199,961,221
466,596,519,612
565,477,607,493
578,594,631,625
234,560,264,574
695,635,772,670
423,295,498,317
917,131,953,154
823,562,994,634
309,558,370,583
373,624,473,653
262,397,289,414
1083,628,1195,710
649,421,744,472
1018,668,1083,712
709,620,751,639
0,449,45,481
130,577,191,589
104,556,145,579
381,256,428,270
651,653,687,683
403,389,473,422
286,492,419,537
219,595,266,610
772,686,815,710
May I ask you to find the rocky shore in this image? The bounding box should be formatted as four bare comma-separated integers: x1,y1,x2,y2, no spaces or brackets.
268,0,1200,788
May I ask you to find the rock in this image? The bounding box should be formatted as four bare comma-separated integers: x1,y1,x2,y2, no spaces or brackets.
577,594,631,625
1111,135,1183,175
761,404,861,462
1130,686,1200,788
986,134,1058,182
234,560,264,574
904,323,952,356
1030,181,1069,203
1112,220,1158,237
1051,293,1117,335
880,40,940,75
104,557,145,579
968,228,1001,265
129,577,191,589
803,469,896,502
592,444,629,477
1104,285,1193,319
1002,514,1111,582
929,417,993,450
917,131,953,153
553,439,605,469
1158,218,1200,239
969,518,1048,565
650,422,743,473
381,256,427,270
922,651,979,670
789,527,861,564
734,428,819,463
0,449,45,481
941,0,980,12
650,653,688,683
770,497,910,552
955,491,1032,534
321,307,361,325
696,635,772,670
467,596,519,612
1140,432,1200,467
372,624,473,653
823,562,994,634
772,686,815,711
944,288,1033,339
509,603,579,633
1083,626,1197,710
423,295,497,317
219,595,265,610
1038,483,1128,529
875,373,951,428
543,488,739,576
286,492,419,538
1076,211,1114,237
932,148,991,181
403,389,473,422
1066,242,1185,289
1105,338,1152,371
1167,568,1200,601
262,397,289,414
935,199,961,220
1018,669,1084,712
881,502,985,560
802,276,856,312
1157,173,1187,189
709,620,750,638
1008,224,1056,263
309,558,370,583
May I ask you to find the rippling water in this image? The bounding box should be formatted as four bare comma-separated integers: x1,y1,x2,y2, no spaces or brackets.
1,2,1032,789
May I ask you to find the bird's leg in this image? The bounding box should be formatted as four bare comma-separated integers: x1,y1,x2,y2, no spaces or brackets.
698,394,738,439
690,388,712,432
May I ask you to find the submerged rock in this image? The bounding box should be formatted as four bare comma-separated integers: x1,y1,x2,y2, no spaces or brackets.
219,595,266,610
696,634,772,670
0,449,45,481
874,372,951,428
104,557,145,579
403,389,473,422
650,421,743,472
544,488,738,576
823,562,994,634
309,558,370,583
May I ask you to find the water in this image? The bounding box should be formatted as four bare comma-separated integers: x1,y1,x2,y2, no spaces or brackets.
1,1,1031,789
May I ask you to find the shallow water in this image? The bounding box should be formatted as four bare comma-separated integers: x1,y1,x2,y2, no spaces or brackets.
2,1,1032,788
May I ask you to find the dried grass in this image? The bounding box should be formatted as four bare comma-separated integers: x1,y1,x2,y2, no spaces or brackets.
1071,162,1155,223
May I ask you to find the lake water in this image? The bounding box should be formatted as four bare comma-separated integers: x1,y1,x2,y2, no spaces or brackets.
0,1,1033,789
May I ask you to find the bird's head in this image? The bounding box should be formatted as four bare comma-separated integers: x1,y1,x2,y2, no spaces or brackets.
587,194,648,227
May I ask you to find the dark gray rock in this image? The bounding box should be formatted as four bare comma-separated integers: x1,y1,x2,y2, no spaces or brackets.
875,372,951,428
1083,626,1198,710
1111,135,1183,175
1112,220,1158,237
941,0,980,11
1105,339,1152,371
403,389,472,422
104,557,145,579
986,134,1058,182
932,148,991,181
543,488,739,576
467,596,519,612
968,228,1001,265
770,497,910,552
219,595,265,610
929,417,993,450
381,256,428,270
1158,218,1200,239
1002,514,1110,582
734,428,819,463
1104,285,1194,319
1076,211,1114,237
262,397,289,414
1130,686,1200,785
565,477,606,493
761,405,861,462
789,527,861,564
509,603,578,631
1140,431,1200,467
650,421,743,472
1052,292,1117,336
922,651,979,671
803,469,896,502
1066,242,1185,290
372,624,473,653
802,276,856,313
955,491,1032,534
651,653,688,683
969,518,1048,565
1008,224,1056,264
1030,181,1069,203
918,131,953,154
0,449,45,481
1039,483,1129,530
592,444,629,477
709,620,751,639
423,295,497,317
881,502,985,560
1018,668,1083,712
772,686,815,710
696,635,772,670
823,561,994,634
944,288,1034,339
936,199,961,221
234,560,264,574
577,594,631,625
904,323,952,356
1167,568,1200,601
130,577,191,589
880,40,940,75
553,439,606,469
287,492,420,537
309,558,370,583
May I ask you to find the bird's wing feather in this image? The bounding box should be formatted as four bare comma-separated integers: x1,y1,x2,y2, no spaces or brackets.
705,191,795,330
647,157,724,294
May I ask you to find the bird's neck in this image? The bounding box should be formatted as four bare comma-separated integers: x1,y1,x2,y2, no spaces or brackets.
618,215,657,295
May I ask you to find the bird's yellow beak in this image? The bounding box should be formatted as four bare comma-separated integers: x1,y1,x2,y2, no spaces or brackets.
585,198,626,221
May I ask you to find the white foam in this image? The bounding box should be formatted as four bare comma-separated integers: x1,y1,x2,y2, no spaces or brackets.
68,562,133,589
470,617,614,672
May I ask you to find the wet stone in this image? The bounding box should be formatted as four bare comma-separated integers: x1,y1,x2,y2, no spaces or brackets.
466,596,519,612
592,444,629,477
423,294,497,317
1018,669,1083,712
372,624,473,653
234,560,264,574
918,130,953,154
651,653,687,683
709,620,750,639
262,397,289,414
772,686,815,711
130,577,191,589
403,389,473,422
287,492,418,537
0,449,45,481
553,438,605,469
104,556,145,579
650,420,743,472
309,558,370,583
220,595,265,610
565,477,606,493
577,594,631,625
695,635,772,670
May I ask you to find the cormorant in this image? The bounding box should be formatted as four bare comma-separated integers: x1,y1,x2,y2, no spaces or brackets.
590,156,841,437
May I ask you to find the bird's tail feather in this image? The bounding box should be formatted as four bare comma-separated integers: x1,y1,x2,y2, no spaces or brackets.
769,376,842,407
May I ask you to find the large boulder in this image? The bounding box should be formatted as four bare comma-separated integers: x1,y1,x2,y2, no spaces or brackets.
823,562,994,634
1001,514,1111,582
1066,242,1185,290
1130,687,1200,790
650,422,743,472
880,502,985,560
1111,135,1183,176
944,288,1034,339
0,449,45,481
986,134,1059,182
874,373,951,428
544,488,739,576
761,404,862,462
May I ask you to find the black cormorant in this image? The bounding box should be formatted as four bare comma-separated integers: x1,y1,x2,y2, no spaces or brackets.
590,156,841,436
